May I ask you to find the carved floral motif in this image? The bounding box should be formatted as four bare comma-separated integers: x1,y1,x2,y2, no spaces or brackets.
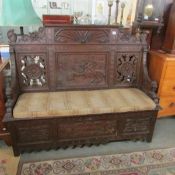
7,29,17,43
7,27,46,44
115,53,139,85
20,55,47,87
117,30,141,44
54,28,110,43
19,27,46,43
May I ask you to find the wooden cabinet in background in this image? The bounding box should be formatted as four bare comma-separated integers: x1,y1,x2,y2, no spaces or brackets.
149,50,175,118
0,60,11,145
162,1,175,54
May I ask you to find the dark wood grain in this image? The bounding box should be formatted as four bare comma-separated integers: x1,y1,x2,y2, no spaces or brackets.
4,25,159,156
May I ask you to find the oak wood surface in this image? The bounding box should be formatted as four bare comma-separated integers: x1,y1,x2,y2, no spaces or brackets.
4,25,158,156
159,97,175,117
149,50,175,117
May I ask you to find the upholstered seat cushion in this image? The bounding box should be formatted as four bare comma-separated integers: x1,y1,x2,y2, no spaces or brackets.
13,88,156,118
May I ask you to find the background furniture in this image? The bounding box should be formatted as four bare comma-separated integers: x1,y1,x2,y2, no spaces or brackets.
134,0,174,50
162,1,175,54
149,50,175,118
0,59,11,145
4,25,158,156
43,15,74,25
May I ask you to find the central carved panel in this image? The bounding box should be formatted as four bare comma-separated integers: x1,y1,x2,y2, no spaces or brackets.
56,53,108,89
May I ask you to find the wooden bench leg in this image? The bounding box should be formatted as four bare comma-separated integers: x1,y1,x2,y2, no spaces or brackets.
12,146,20,157
146,135,153,142
0,132,12,146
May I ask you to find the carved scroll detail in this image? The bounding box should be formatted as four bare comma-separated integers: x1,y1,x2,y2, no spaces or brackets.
54,28,110,43
141,46,159,109
117,30,141,44
7,27,46,44
19,55,47,87
115,53,139,85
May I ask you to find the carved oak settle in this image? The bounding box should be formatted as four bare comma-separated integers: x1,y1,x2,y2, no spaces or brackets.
4,25,159,156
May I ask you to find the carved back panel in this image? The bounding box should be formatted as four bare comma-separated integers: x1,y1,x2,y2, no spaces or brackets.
114,52,141,87
56,53,108,89
8,25,147,92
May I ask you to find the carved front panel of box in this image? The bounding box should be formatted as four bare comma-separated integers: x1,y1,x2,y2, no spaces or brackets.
120,117,151,136
56,53,108,89
17,125,51,143
114,53,140,87
58,120,117,140
16,54,49,90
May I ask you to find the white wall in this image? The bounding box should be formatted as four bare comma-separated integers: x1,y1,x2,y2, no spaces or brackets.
31,0,137,25
0,0,137,43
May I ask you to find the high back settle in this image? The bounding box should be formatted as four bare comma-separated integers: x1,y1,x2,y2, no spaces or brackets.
4,25,159,156
7,25,157,97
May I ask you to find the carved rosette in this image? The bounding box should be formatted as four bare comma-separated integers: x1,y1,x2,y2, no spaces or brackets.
54,28,110,44
20,55,47,87
115,53,139,85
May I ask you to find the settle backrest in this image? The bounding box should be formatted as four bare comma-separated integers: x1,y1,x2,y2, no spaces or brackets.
7,25,149,93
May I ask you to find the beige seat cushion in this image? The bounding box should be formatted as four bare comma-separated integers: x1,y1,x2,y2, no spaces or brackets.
13,88,156,118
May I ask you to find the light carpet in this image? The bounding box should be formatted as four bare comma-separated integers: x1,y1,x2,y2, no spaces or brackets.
0,144,20,175
18,147,175,175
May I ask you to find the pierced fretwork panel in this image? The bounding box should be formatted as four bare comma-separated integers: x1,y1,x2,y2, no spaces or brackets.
114,53,140,86
18,55,48,88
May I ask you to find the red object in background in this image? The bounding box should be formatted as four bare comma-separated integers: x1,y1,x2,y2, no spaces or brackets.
43,15,74,25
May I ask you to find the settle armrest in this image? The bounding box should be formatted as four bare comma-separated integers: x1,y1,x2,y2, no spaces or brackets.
141,46,160,110
4,72,20,121
4,49,20,121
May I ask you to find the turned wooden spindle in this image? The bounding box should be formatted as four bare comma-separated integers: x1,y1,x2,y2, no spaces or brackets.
120,2,125,26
